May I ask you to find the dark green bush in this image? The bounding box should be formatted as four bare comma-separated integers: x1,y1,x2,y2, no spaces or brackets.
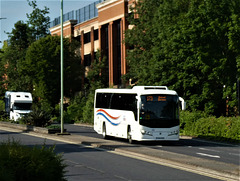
225,117,240,140
65,91,87,123
194,117,240,141
180,111,240,142
20,106,51,127
0,139,66,181
0,111,10,122
180,110,208,135
82,92,95,124
0,100,4,112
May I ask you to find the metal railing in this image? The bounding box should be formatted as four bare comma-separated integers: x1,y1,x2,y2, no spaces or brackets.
50,0,105,28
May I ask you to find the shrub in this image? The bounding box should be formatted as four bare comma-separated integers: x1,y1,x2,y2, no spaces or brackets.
0,139,66,181
180,110,208,135
180,111,240,142
65,91,87,123
20,106,51,127
0,111,9,122
194,116,240,142
0,100,4,112
82,92,95,124
225,117,240,140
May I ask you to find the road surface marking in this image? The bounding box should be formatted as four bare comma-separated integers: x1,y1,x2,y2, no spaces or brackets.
199,148,220,153
228,153,239,156
196,152,220,158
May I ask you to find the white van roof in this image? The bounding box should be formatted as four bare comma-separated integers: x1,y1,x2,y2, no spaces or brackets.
6,92,33,103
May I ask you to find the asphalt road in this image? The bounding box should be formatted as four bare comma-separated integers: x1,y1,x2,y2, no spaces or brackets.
65,124,240,166
0,128,221,181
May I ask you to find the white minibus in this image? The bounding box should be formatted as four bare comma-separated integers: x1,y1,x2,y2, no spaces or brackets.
94,86,186,143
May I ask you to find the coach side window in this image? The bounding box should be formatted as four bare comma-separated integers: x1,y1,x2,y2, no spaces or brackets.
110,94,122,110
96,93,111,108
124,94,137,121
110,94,137,121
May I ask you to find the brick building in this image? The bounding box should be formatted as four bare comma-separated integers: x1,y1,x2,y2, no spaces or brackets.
49,0,135,87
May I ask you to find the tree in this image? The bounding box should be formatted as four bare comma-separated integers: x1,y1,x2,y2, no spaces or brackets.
64,50,108,123
82,51,108,123
7,21,33,50
86,50,109,90
124,0,162,85
26,0,50,40
1,21,33,92
125,0,240,116
24,35,82,106
0,0,51,94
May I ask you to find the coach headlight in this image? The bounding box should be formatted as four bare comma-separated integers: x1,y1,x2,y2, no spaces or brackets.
141,130,153,136
168,130,178,136
146,131,153,136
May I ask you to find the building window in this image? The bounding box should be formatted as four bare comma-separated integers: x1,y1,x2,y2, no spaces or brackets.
74,35,81,42
84,32,91,44
84,54,92,66
94,29,99,41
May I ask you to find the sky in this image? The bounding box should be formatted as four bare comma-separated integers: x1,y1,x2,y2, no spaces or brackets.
0,0,95,48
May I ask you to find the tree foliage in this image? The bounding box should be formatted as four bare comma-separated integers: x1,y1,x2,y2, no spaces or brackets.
0,1,83,110
24,35,82,106
83,51,108,123
26,0,50,39
0,21,33,92
0,0,50,93
7,21,33,50
125,0,240,116
65,50,108,123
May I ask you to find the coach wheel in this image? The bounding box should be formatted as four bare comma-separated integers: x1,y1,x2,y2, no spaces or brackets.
102,123,107,139
127,127,133,144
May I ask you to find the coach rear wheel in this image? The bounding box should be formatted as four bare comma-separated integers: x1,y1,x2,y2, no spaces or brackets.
127,127,134,144
102,123,107,139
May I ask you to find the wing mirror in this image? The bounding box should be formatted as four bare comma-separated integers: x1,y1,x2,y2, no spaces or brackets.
179,97,186,110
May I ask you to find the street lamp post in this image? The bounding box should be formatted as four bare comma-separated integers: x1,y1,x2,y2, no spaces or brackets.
60,0,64,134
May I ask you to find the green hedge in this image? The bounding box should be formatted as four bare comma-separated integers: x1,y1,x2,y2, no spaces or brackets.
180,111,240,142
0,140,66,181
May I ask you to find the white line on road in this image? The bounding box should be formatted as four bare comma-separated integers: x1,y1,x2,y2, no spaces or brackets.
196,152,220,158
199,147,220,153
228,153,240,157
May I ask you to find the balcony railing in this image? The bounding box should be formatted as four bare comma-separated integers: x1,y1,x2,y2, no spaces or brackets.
50,0,105,28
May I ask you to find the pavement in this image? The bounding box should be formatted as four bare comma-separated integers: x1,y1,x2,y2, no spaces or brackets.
0,121,239,181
